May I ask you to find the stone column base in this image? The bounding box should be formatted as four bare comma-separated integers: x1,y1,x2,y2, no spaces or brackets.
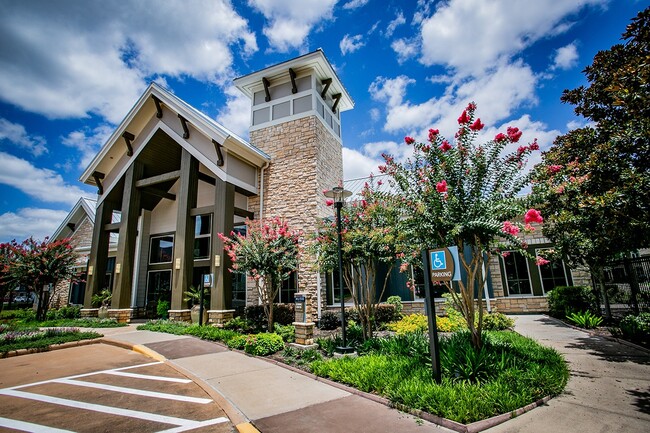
108,308,133,323
208,309,235,327
168,309,191,322
80,308,99,318
293,322,315,345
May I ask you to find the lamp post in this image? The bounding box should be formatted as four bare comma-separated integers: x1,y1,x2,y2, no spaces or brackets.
324,186,353,354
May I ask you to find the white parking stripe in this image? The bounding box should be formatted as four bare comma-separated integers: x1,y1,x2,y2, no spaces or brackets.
0,417,74,433
157,417,230,433
104,371,191,383
53,379,212,404
0,389,204,427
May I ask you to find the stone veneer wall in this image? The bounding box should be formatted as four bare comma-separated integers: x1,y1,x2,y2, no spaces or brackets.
52,216,94,309
248,115,343,321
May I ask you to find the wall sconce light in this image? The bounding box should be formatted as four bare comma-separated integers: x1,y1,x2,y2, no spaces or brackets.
88,266,94,276
115,263,121,274
175,258,181,270
214,255,221,267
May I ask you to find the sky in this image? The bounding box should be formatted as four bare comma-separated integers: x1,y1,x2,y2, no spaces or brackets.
0,0,647,242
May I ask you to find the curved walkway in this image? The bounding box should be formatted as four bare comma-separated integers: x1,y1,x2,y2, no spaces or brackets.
98,315,650,433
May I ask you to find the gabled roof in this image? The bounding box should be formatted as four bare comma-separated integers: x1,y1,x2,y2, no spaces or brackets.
79,82,270,187
50,197,97,241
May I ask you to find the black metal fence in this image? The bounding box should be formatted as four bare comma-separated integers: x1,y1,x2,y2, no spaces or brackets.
601,256,650,316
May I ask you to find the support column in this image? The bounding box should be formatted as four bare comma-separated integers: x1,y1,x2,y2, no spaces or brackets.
209,177,234,325
171,149,199,310
112,161,143,312
83,200,116,308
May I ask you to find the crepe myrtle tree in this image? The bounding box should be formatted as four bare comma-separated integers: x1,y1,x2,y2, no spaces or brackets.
313,179,404,341
218,217,300,331
381,102,545,349
8,237,78,321
0,242,18,314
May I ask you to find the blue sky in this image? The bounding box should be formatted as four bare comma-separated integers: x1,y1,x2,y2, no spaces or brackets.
0,0,647,242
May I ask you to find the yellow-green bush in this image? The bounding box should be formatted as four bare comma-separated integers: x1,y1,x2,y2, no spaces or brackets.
436,314,467,332
386,313,428,334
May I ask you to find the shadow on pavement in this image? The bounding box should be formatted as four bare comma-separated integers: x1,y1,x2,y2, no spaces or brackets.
628,387,650,415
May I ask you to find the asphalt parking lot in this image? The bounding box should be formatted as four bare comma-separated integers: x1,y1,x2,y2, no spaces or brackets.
0,343,234,433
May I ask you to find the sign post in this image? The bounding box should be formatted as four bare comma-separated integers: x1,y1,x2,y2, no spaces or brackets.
422,246,460,383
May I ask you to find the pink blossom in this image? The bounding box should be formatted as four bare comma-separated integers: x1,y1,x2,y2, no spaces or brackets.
548,164,562,174
524,208,543,224
377,180,383,186
470,118,484,131
529,138,539,151
325,199,334,206
405,136,415,144
399,262,409,272
524,223,535,232
536,256,550,266
439,140,452,152
436,180,447,193
502,221,520,236
457,110,470,124
494,133,507,143
428,128,439,141
507,127,522,143
517,145,527,155
501,251,511,258
466,102,477,111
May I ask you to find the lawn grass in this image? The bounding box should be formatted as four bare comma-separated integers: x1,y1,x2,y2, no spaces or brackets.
310,330,568,424
0,328,102,355
37,318,126,328
137,320,239,342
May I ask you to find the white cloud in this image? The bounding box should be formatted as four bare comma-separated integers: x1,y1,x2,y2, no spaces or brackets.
342,0,369,10
369,108,380,122
391,38,420,64
62,125,114,169
369,75,415,107
0,118,47,157
0,1,257,124
216,86,252,139
551,42,579,70
0,151,91,206
384,11,406,38
340,34,365,55
419,0,605,75
0,208,70,243
248,0,338,52
342,147,383,180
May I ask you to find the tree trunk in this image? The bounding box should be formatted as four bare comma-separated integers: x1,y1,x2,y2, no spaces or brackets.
594,266,611,320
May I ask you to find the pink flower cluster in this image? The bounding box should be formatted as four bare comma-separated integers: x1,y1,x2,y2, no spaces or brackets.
436,180,447,193
404,136,415,145
470,118,484,131
439,140,452,152
428,129,439,141
502,221,520,236
535,256,550,266
524,208,543,224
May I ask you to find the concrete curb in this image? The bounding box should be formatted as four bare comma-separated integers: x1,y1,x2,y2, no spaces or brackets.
1,337,102,358
99,336,260,433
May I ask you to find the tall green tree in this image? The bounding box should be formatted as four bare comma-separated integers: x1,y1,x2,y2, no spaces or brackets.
313,180,404,340
8,237,78,320
532,7,650,317
219,217,300,331
0,243,18,314
382,103,542,349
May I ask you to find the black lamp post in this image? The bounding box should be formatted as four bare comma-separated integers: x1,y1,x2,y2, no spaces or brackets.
324,186,353,354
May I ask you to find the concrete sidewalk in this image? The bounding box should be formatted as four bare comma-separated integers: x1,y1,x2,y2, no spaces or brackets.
97,316,650,433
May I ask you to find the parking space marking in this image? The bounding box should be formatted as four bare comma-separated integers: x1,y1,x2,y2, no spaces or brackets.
156,417,231,433
0,416,74,433
52,378,212,404
0,389,226,428
104,371,192,383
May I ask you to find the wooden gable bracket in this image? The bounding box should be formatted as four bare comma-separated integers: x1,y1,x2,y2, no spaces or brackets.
331,93,342,114
321,78,332,99
177,114,190,139
212,139,224,167
151,95,163,118
122,131,135,156
67,222,76,232
262,77,271,102
92,171,105,195
289,68,298,94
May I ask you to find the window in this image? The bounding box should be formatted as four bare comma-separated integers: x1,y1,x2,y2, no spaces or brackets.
276,273,297,304
146,270,172,312
194,215,211,260
502,252,532,295
325,269,353,305
536,248,568,293
150,235,174,264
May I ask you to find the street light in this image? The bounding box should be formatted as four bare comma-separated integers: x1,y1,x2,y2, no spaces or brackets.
324,186,353,354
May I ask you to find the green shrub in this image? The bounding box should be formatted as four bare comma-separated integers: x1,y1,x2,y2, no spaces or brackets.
55,305,81,319
482,312,515,331
137,320,190,334
185,325,239,343
226,334,248,350
274,323,295,343
619,312,650,343
566,311,603,329
243,333,285,356
244,304,294,331
437,314,467,333
316,336,337,356
374,304,397,325
387,313,428,334
156,300,170,319
318,311,340,330
386,296,403,317
223,316,255,333
547,286,598,319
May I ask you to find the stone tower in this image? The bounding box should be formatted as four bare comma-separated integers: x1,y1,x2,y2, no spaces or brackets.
234,50,354,320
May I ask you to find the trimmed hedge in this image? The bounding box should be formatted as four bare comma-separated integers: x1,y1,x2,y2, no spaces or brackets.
547,286,598,319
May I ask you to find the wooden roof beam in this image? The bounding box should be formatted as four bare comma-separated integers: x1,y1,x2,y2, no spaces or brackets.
331,93,342,114
92,171,105,195
289,68,297,94
178,114,190,139
151,95,163,118
140,187,176,201
135,170,181,188
321,78,332,99
262,77,271,102
212,139,224,167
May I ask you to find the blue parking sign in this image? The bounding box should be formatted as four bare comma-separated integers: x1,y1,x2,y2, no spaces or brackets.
431,251,446,270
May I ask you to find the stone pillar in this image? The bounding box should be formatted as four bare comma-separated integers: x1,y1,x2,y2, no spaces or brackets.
108,308,133,323
291,292,316,347
168,309,192,322
171,149,199,309
208,309,235,327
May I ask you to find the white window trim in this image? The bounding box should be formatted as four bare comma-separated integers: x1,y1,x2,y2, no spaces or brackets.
534,248,569,296
501,251,533,297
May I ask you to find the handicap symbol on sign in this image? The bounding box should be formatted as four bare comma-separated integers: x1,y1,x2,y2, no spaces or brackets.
431,251,446,270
